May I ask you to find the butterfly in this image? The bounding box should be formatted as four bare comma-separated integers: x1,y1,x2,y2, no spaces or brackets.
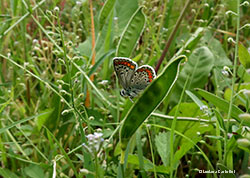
113,57,156,101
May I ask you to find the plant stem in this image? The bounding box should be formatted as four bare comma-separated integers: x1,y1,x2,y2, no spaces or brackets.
170,75,189,178
155,0,191,73
146,125,157,178
85,0,96,108
148,0,168,62
224,0,240,164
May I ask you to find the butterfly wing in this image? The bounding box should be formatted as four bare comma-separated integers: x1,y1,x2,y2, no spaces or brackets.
129,65,156,95
113,57,138,89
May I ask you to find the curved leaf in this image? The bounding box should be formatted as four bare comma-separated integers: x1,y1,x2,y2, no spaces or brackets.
170,46,214,104
99,0,116,30
116,6,146,57
239,43,250,69
196,88,246,125
88,49,115,76
201,30,232,67
115,0,138,35
120,55,185,151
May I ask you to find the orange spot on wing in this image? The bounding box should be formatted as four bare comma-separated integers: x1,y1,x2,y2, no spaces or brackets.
131,65,135,69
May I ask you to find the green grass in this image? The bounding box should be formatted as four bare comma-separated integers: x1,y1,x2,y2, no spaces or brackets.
0,0,250,177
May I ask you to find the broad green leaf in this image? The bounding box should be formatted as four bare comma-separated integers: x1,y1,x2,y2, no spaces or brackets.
35,108,54,131
170,46,214,105
155,132,171,166
201,30,232,67
0,168,19,178
196,89,246,125
116,7,146,57
167,102,209,135
204,30,233,93
115,0,138,35
238,65,250,82
24,165,45,178
238,43,250,69
78,37,92,58
127,154,154,171
173,124,213,168
120,56,185,150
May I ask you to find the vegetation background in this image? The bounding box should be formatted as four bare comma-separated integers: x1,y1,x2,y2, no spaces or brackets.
0,0,250,177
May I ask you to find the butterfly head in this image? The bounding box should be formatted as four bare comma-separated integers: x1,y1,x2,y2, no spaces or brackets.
120,88,138,97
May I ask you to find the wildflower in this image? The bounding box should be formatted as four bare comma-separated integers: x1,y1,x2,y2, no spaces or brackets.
83,132,104,155
76,1,82,6
54,6,60,13
221,69,229,77
221,66,231,76
200,105,208,114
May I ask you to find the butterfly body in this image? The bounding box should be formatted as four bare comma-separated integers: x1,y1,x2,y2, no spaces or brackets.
113,57,156,100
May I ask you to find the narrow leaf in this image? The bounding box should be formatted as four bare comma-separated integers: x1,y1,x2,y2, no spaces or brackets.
98,0,116,30
116,6,146,57
196,88,245,125
120,56,185,150
238,43,250,69
0,112,50,134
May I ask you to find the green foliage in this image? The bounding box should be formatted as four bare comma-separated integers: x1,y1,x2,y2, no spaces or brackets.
24,165,45,178
99,0,116,30
120,56,184,151
1,0,250,177
0,168,19,178
239,43,250,69
196,88,246,125
155,132,171,167
115,0,139,35
116,7,146,57
170,46,214,104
